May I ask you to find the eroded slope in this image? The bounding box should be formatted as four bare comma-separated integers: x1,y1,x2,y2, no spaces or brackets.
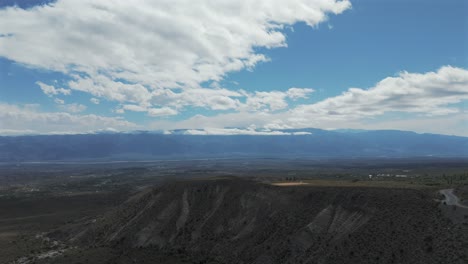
47,178,467,264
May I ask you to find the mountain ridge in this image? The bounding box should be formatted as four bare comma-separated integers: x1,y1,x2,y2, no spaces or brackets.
1,128,467,162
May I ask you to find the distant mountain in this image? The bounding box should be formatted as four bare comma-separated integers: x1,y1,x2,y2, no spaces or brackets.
0,128,467,162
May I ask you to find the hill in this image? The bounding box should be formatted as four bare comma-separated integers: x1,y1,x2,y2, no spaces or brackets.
46,178,467,264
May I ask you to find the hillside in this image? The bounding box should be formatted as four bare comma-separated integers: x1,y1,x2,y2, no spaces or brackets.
46,178,467,264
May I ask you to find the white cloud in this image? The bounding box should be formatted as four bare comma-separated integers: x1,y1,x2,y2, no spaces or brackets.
150,112,282,131
90,98,100,104
22,104,41,111
108,85,311,114
93,127,119,133
37,81,71,96
0,0,350,110
147,107,178,117
114,108,125,114
122,104,147,112
68,75,152,105
149,66,468,136
183,127,310,136
244,91,288,111
54,98,65,105
0,129,37,136
291,66,468,121
242,87,315,111
0,103,136,134
58,103,87,113
119,104,177,117
150,87,242,111
1,2,466,136
293,132,313,135
286,87,315,100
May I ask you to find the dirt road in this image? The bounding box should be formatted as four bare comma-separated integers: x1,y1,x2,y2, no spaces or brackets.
439,189,468,209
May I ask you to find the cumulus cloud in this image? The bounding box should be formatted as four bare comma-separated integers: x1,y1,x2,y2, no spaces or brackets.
0,103,135,134
2,2,466,136
37,81,71,96
243,87,315,111
244,91,289,111
291,66,468,121
111,85,311,114
0,0,350,111
149,66,468,136
68,76,152,105
286,87,315,100
150,88,243,111
90,98,100,104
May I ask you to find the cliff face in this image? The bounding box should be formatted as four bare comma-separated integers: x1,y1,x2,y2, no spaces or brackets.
50,179,467,264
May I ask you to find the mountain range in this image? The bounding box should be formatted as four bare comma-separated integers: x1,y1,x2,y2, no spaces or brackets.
0,128,467,162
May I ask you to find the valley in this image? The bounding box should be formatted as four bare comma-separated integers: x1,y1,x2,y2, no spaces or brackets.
1,158,467,264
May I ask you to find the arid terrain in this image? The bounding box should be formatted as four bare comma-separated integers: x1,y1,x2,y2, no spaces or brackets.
1,158,467,264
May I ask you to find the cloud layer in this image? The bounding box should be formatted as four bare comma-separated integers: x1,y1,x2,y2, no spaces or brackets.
0,0,350,113
0,103,135,134
149,66,468,135
1,1,467,136
291,66,468,123
1,66,467,135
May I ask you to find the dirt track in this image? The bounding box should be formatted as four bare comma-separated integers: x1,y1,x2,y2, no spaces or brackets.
440,189,468,209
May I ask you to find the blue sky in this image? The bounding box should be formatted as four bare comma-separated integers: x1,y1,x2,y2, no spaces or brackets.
0,0,467,135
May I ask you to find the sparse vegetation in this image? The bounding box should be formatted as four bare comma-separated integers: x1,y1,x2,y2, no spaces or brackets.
0,159,467,264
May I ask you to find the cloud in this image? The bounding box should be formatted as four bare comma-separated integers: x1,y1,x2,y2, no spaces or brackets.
150,112,283,131
1,2,465,136
58,103,87,113
0,103,135,134
147,107,178,117
0,0,351,111
68,75,152,105
291,66,468,121
0,129,37,136
244,91,289,111
54,98,65,105
286,87,315,100
37,81,71,96
120,104,178,117
243,87,315,111
149,66,468,136
183,127,311,136
122,104,147,112
150,87,242,111
90,98,100,104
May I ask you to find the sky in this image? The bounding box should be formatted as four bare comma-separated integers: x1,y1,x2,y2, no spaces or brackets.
0,0,467,136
